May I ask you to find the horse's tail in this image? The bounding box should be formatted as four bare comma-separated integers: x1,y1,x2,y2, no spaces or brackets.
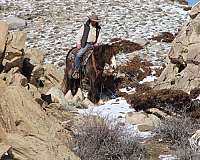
61,47,80,95
61,47,75,94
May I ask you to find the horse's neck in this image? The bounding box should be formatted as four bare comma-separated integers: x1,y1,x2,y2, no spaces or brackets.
93,49,105,68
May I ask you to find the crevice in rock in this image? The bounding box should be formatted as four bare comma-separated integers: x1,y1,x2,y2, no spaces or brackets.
177,63,186,73
21,58,34,81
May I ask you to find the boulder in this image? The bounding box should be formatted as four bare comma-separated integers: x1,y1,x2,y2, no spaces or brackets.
189,2,200,19
0,144,11,158
29,65,45,87
126,112,160,131
5,16,27,30
0,21,8,64
0,78,7,88
26,83,41,99
65,90,74,100
82,98,94,107
155,3,200,93
0,85,79,160
3,56,24,72
42,64,64,92
25,48,44,65
5,31,26,60
132,38,149,47
46,87,75,111
9,73,28,87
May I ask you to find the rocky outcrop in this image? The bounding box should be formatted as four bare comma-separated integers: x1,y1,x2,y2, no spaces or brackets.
155,3,200,93
0,85,79,160
0,21,80,159
189,2,200,19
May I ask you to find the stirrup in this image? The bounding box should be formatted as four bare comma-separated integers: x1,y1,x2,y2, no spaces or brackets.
72,69,80,79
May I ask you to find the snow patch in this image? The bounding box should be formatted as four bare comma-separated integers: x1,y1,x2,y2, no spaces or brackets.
139,75,157,84
79,98,152,139
119,87,136,94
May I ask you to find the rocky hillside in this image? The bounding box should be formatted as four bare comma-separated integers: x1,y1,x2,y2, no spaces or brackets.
0,21,80,160
0,0,189,65
1,0,200,159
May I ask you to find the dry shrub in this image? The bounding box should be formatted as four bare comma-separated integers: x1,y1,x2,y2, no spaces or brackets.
158,115,200,159
111,38,144,53
73,114,148,160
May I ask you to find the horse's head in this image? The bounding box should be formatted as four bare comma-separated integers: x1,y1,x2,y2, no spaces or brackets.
93,44,117,69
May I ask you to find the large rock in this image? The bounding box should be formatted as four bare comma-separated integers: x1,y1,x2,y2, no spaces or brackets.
5,31,26,60
155,3,200,93
29,65,45,87
0,21,8,64
0,85,79,160
41,64,64,92
46,87,75,111
3,56,24,72
5,16,27,30
126,112,160,131
25,48,44,65
7,73,28,87
189,2,200,19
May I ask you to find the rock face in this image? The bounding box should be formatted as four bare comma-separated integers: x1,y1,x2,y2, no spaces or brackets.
0,21,79,159
0,21,8,68
0,85,79,160
155,3,200,93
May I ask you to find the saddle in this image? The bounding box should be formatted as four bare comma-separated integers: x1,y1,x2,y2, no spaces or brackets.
70,48,93,79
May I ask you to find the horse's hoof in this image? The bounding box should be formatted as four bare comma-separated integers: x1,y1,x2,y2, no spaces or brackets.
73,88,84,102
82,98,94,107
65,90,73,101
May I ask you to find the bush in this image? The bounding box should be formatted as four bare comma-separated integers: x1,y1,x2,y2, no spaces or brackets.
72,114,148,160
158,115,200,159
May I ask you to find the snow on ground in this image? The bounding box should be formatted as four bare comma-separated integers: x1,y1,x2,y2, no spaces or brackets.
139,75,158,84
119,87,136,94
79,97,152,139
159,155,177,160
0,0,189,65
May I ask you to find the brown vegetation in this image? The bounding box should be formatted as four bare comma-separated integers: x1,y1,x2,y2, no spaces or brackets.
149,32,175,43
111,38,144,54
72,114,148,160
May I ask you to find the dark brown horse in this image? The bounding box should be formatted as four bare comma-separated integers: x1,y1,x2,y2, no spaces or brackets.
61,44,116,103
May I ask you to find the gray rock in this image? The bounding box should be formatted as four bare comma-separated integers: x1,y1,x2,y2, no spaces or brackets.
5,16,27,30
125,112,161,132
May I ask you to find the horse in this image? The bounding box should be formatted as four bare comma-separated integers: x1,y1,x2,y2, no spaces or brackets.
61,44,117,103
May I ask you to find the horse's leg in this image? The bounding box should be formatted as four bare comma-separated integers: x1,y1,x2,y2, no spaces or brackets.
70,78,80,96
88,77,100,103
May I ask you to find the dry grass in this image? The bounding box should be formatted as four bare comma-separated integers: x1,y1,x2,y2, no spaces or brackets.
158,114,200,159
72,114,148,160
